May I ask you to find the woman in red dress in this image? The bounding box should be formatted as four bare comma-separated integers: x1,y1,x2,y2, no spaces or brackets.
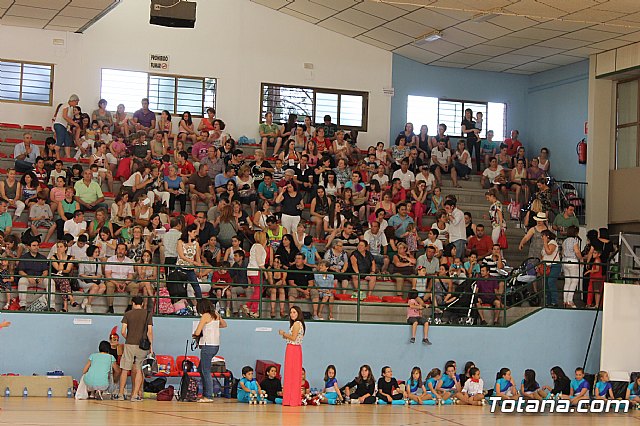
279,306,305,406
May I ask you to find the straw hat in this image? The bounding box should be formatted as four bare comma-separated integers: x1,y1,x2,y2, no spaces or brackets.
534,212,547,221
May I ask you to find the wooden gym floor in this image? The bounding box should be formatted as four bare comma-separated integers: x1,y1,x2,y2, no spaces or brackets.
1,399,639,426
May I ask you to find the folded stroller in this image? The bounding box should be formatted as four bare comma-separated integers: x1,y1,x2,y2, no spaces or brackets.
504,257,541,305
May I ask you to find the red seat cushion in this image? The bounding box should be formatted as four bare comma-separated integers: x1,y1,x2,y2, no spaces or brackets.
60,157,78,163
334,294,352,301
363,296,382,303
0,123,21,129
382,296,405,303
23,125,44,131
5,138,21,144
13,221,27,228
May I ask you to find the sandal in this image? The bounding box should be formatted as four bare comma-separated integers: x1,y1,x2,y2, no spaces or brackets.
329,316,335,321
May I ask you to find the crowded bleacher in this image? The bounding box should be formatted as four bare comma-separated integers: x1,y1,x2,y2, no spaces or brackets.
0,94,600,322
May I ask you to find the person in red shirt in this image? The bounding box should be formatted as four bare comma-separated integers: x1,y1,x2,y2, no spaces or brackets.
502,130,522,157
33,157,50,198
176,151,195,178
466,224,494,258
390,178,406,204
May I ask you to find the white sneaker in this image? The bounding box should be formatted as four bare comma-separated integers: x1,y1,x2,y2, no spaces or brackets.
81,299,88,310
85,304,93,313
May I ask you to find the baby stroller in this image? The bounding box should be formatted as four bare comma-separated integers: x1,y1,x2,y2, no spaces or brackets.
431,279,478,326
504,257,540,306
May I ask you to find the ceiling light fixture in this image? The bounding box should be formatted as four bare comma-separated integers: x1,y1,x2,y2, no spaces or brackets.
415,30,443,45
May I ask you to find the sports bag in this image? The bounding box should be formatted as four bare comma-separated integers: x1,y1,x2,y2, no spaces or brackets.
157,385,175,401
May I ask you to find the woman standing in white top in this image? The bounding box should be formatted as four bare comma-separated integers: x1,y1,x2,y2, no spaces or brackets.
561,226,583,308
53,94,79,158
279,306,305,406
193,298,227,403
245,231,268,318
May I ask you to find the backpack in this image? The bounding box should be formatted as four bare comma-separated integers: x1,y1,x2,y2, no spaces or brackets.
28,294,50,312
158,287,174,314
166,270,188,299
179,372,199,402
141,355,159,378
143,377,166,393
157,385,175,401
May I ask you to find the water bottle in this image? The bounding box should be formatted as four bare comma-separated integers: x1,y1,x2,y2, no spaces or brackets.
67,388,72,398
4,387,9,397
47,388,52,398
23,387,28,398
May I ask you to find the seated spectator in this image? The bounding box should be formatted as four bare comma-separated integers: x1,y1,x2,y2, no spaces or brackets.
430,139,453,186
502,129,522,157
189,164,216,213
390,135,410,171
475,265,504,325
482,244,506,277
230,250,249,317
431,209,450,245
0,200,13,235
417,245,440,277
51,240,78,312
333,130,351,161
14,133,40,173
537,147,551,173
481,157,505,189
350,240,377,297
164,165,187,213
333,158,351,188
287,253,320,320
452,140,472,187
236,165,258,214
132,98,156,136
508,158,528,203
326,221,360,248
467,224,493,258
201,146,225,180
363,220,390,274
422,228,443,257
78,244,106,313
20,172,39,217
405,147,423,175
174,111,197,147
176,150,195,179
392,159,415,191
511,146,528,169
81,340,120,400
388,203,414,240
29,195,56,243
64,210,87,241
75,169,107,211
392,242,416,296
105,243,138,314
215,167,235,194
496,146,512,173
480,130,498,169
259,111,283,157
17,239,51,310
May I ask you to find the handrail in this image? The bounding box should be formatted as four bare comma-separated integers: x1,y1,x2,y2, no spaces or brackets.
0,255,632,324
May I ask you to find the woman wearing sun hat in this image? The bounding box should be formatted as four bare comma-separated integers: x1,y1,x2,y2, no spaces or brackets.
518,211,550,260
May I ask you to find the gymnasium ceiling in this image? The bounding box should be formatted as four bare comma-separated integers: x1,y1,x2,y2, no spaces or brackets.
251,0,640,74
0,0,120,33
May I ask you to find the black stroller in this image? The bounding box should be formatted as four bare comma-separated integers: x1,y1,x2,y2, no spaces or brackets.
504,257,541,306
429,279,478,325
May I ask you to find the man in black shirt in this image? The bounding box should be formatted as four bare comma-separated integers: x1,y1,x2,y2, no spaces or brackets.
294,154,315,202
327,222,360,248
17,239,51,309
195,211,216,246
287,253,319,320
350,240,377,297
230,251,249,316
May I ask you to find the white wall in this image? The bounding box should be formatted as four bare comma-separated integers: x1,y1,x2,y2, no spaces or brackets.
0,0,392,146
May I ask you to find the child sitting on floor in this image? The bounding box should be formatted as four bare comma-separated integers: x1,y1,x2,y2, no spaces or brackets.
405,366,434,405
436,365,460,403
594,370,614,400
626,373,640,407
494,368,519,400
237,366,265,403
458,367,485,406
321,364,344,404
560,367,590,406
260,365,282,403
376,366,404,404
520,369,541,400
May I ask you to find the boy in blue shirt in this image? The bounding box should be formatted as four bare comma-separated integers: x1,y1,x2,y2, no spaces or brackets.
238,366,265,403
313,260,336,320
560,367,589,405
300,236,321,267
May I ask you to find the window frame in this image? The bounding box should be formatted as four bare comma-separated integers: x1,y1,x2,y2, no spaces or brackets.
259,82,369,131
0,58,54,106
99,68,216,118
405,95,507,141
615,77,640,169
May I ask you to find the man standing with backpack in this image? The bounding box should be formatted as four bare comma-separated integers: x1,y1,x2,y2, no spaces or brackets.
115,296,153,401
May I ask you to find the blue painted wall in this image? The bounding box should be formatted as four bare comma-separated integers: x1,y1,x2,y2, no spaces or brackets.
391,55,588,182
527,61,589,182
0,309,600,390
390,54,530,146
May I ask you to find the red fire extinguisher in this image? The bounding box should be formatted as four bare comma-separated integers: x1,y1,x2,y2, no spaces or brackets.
577,139,587,164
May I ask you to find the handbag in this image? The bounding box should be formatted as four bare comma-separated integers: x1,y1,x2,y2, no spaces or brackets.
497,229,508,250
536,252,558,276
139,310,151,351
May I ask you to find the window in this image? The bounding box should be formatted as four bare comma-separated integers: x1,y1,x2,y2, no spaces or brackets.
0,59,53,105
100,68,216,117
406,96,507,141
616,79,640,169
260,83,368,131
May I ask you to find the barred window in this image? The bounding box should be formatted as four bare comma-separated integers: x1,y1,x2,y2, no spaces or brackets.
100,68,216,117
260,83,368,131
0,59,54,105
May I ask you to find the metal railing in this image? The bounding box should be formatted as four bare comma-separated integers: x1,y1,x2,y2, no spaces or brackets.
0,256,556,327
3,256,636,325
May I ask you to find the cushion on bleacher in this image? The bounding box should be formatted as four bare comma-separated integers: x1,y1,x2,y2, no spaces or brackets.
334,294,352,301
363,296,382,303
5,138,21,144
22,125,44,131
13,221,27,228
0,123,21,129
381,296,405,304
